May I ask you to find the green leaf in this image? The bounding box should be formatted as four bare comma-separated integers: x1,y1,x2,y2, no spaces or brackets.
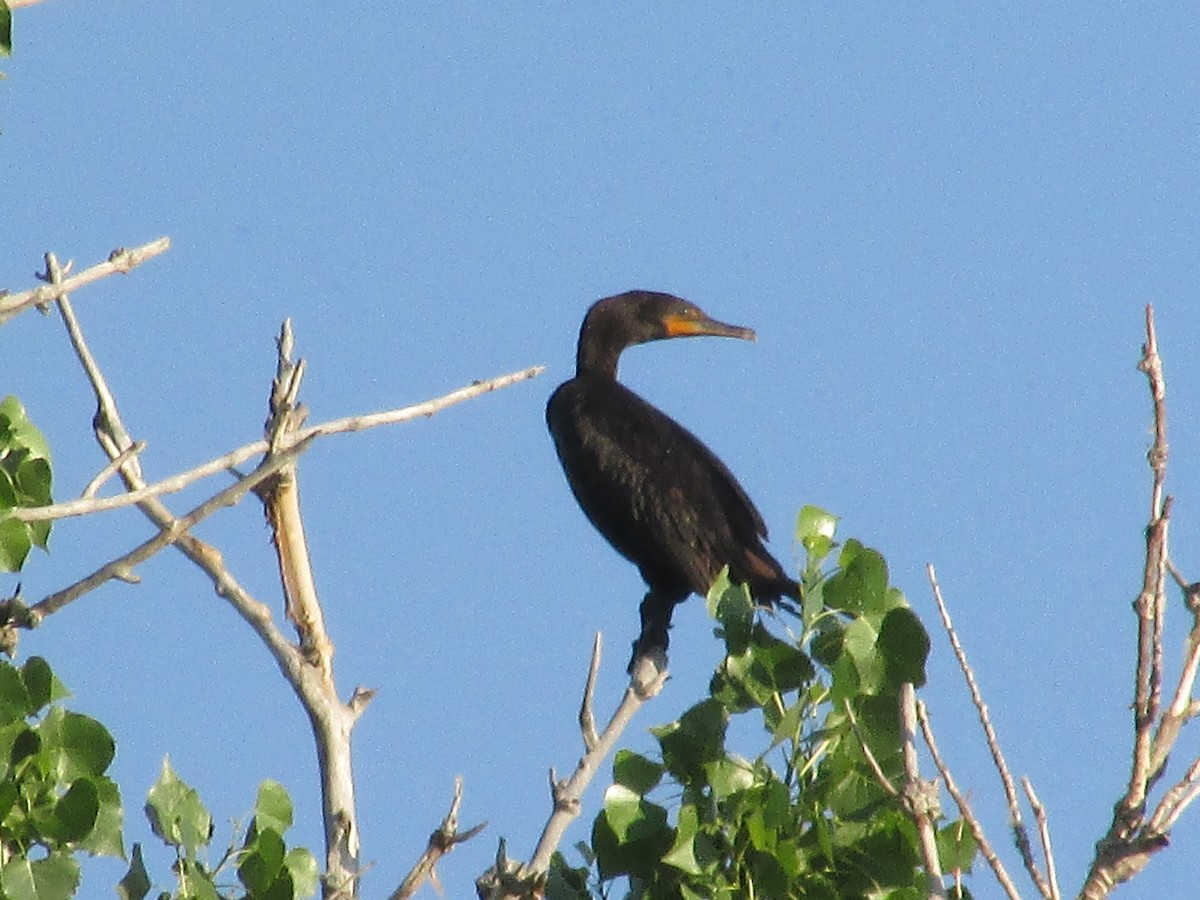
10,725,40,767
174,858,221,900
22,657,68,714
282,847,319,899
937,819,978,872
592,785,672,881
0,516,33,573
653,699,728,781
612,749,664,796
15,457,51,506
0,852,80,900
825,540,889,616
879,607,930,689
0,1,11,58
703,755,756,800
768,698,805,751
707,574,754,655
810,618,844,670
144,757,213,857
843,617,886,695
81,775,124,858
238,825,285,895
751,626,815,692
117,843,151,900
0,398,51,463
252,779,294,834
0,470,17,508
51,777,99,843
40,708,115,780
0,661,32,724
661,802,702,875
796,505,838,562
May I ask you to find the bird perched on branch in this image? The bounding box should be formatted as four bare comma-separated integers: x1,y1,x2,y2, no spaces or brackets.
546,290,798,677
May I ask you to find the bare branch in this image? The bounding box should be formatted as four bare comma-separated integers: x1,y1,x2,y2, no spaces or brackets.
1021,777,1060,900
391,777,487,900
7,365,545,525
579,634,602,751
478,643,666,898
917,700,1022,900
47,276,363,900
1083,306,1178,898
843,698,898,798
81,441,146,499
0,238,170,325
28,434,315,622
897,684,946,900
259,321,334,686
926,564,1051,898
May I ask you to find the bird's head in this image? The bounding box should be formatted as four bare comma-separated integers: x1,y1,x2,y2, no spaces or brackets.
576,291,755,376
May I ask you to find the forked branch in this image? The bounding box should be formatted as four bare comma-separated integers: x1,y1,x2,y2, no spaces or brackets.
476,636,667,899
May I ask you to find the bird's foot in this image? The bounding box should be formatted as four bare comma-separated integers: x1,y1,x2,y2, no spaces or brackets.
628,646,669,699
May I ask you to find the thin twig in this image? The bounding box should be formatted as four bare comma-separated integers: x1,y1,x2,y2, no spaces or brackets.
391,777,487,900
1149,753,1200,833
7,366,546,524
917,701,1022,900
927,564,1051,898
1081,307,1178,899
579,634,602,751
28,435,315,622
897,684,946,900
843,698,898,797
478,642,666,897
1021,777,1060,900
81,442,146,499
0,238,170,325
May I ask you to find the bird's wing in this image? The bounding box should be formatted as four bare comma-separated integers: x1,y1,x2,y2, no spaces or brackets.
548,378,770,595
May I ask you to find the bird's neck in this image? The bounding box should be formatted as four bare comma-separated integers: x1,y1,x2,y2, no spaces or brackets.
575,321,627,379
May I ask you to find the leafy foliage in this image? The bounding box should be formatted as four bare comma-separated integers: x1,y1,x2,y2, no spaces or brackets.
0,396,53,572
552,506,976,899
0,1,10,59
0,655,122,900
130,764,319,900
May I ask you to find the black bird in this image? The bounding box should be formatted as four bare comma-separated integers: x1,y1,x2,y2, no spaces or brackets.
546,290,798,673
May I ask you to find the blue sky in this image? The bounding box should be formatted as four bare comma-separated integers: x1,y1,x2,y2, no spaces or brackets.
4,3,1200,897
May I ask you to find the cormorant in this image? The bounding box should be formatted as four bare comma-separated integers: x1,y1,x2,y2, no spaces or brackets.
546,290,798,673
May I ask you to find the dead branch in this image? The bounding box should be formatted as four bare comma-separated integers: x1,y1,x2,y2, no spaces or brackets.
1020,778,1060,900
7,365,544,525
926,564,1052,898
476,637,667,898
898,684,947,899
33,249,537,900
0,238,169,325
1081,305,1182,898
917,700,1022,900
391,777,487,900
27,433,315,622
254,321,360,895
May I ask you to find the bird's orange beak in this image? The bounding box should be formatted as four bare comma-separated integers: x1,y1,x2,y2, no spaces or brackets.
663,312,756,342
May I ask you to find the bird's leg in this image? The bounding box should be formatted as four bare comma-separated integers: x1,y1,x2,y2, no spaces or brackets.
627,590,678,688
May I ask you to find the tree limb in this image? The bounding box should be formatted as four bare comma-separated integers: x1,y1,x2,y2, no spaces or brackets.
476,637,667,898
917,700,1022,900
6,365,544,524
391,777,487,900
926,564,1052,898
0,238,169,325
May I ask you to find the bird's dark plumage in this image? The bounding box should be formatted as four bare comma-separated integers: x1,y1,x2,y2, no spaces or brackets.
546,290,798,671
